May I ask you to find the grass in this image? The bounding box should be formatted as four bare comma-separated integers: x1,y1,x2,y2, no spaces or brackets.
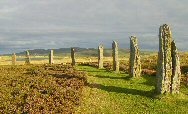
1,52,188,113
0,55,127,65
75,65,188,114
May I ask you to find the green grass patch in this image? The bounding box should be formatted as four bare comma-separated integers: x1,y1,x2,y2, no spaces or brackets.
75,65,188,114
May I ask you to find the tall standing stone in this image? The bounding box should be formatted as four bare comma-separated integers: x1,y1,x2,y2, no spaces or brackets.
156,24,181,94
25,50,31,65
12,53,16,65
112,41,119,72
129,36,141,78
49,50,54,64
98,44,104,69
71,48,76,66
171,40,181,94
156,24,172,94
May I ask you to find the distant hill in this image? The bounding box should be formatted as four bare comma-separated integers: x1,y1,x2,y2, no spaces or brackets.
8,47,130,57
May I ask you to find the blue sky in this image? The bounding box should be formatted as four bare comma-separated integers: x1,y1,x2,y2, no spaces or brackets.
0,0,187,54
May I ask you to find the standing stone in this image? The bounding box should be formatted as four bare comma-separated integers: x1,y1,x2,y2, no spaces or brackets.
156,24,181,94
49,50,54,64
12,53,16,65
71,48,76,66
129,36,141,78
112,41,119,72
156,24,172,94
25,50,31,65
98,44,104,69
171,40,181,94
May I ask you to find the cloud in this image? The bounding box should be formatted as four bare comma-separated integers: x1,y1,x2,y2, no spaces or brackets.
0,0,187,54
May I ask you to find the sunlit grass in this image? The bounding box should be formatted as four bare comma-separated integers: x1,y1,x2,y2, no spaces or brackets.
0,56,127,65
0,52,188,113
75,65,188,114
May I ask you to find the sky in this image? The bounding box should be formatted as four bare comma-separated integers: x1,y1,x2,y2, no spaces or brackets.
0,0,188,54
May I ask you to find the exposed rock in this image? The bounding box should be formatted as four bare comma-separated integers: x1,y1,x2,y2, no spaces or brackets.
156,24,181,94
25,50,31,65
12,53,16,65
129,36,141,78
112,41,119,72
98,44,104,69
49,50,54,64
71,48,76,66
171,40,181,94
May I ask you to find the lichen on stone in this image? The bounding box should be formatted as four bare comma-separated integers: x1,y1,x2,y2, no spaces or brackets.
156,24,181,94
98,44,104,69
112,41,119,72
129,36,141,78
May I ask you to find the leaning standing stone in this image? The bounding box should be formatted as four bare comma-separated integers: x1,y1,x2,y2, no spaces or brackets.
49,50,54,64
71,48,76,66
12,53,16,65
98,44,104,69
112,41,119,72
129,36,141,78
25,50,31,65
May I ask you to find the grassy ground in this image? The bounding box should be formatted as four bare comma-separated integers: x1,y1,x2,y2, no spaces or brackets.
0,56,127,65
1,52,188,113
75,65,188,114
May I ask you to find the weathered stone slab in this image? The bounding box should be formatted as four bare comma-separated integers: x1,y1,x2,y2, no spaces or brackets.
171,40,181,94
49,50,54,64
98,44,104,69
25,50,31,65
156,24,181,94
12,53,16,65
129,36,141,78
71,48,76,66
112,41,119,72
